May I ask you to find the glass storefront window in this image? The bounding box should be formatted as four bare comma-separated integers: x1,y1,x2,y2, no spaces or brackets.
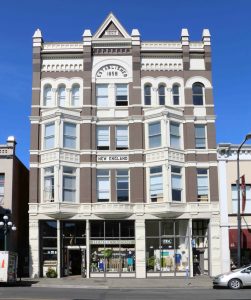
90,220,135,275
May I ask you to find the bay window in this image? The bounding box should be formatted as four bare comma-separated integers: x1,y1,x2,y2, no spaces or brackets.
63,122,77,149
171,166,182,201
149,122,161,148
44,167,54,202
63,167,76,202
44,123,55,149
170,122,180,149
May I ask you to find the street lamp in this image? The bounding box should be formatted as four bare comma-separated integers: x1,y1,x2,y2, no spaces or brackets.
0,215,17,251
237,133,251,268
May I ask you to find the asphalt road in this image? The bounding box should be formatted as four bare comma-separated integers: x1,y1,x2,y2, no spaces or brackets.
0,287,251,300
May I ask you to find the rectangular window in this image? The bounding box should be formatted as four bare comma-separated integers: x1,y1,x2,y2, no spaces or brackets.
96,84,108,106
97,170,110,202
149,122,161,148
63,167,76,203
171,166,182,201
97,126,109,150
63,122,77,149
197,169,208,202
116,84,128,106
44,167,54,202
44,123,55,149
195,125,206,149
116,170,129,202
150,166,163,202
116,126,128,149
170,122,180,149
232,184,251,213
0,174,4,204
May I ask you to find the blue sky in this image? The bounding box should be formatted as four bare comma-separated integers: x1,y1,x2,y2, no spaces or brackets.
0,0,251,167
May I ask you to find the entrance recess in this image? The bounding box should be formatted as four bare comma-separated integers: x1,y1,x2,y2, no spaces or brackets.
64,246,86,276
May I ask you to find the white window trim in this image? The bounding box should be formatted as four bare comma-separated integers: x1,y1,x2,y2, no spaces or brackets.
116,169,130,202
96,125,110,150
96,169,111,202
43,121,56,150
61,166,79,204
62,121,79,150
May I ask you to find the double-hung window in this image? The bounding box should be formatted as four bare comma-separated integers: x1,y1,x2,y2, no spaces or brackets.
195,124,206,149
0,174,4,204
44,167,54,202
116,126,128,150
63,167,76,203
170,122,180,149
172,84,180,105
96,126,109,150
144,84,151,105
116,170,129,202
192,83,204,105
171,166,182,201
149,122,161,148
71,85,80,106
58,85,66,106
116,84,128,106
232,184,251,213
158,84,165,105
96,84,108,106
63,123,77,149
97,170,110,202
44,123,55,149
197,169,209,202
150,166,163,202
44,85,53,106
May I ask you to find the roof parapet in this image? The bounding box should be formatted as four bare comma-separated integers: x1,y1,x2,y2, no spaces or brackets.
33,29,43,47
202,29,211,46
131,29,140,46
181,28,189,46
82,29,92,45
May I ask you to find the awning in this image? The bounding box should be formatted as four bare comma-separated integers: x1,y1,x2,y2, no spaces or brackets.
229,229,251,249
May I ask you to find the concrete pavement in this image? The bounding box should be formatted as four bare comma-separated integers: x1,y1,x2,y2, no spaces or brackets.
17,275,213,289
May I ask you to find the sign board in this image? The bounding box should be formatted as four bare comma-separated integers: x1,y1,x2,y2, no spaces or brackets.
97,155,129,162
90,240,135,245
0,251,18,282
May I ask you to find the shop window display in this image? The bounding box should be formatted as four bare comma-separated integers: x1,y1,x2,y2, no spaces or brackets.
90,220,135,275
146,220,190,276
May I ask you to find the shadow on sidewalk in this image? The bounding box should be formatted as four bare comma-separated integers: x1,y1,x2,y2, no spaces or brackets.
0,280,38,287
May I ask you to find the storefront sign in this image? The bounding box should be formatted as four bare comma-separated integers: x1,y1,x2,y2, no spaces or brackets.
162,238,174,249
97,155,129,162
96,64,128,78
90,240,135,245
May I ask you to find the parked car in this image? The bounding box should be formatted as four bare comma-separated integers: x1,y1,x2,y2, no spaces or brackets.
213,265,251,289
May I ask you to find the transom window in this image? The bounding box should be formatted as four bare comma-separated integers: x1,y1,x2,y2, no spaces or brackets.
192,82,204,105
97,170,110,202
195,124,206,149
197,169,209,202
116,125,128,150
44,123,55,149
171,166,182,202
116,84,128,106
158,84,165,105
63,123,77,149
170,122,181,149
172,84,180,105
149,122,161,148
150,166,163,202
96,126,109,150
116,170,129,202
144,84,152,105
96,84,108,106
63,167,76,203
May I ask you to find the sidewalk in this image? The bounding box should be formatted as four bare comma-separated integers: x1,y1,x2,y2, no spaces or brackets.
19,275,213,289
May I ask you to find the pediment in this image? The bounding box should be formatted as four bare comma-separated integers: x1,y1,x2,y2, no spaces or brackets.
93,12,130,39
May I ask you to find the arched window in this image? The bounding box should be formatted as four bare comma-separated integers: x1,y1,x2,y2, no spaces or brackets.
144,84,151,105
43,85,53,106
71,84,80,106
58,85,66,106
158,84,165,105
192,82,204,105
172,84,180,105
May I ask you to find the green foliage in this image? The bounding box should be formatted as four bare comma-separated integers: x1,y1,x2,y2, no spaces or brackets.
102,248,113,258
46,267,57,278
147,256,155,269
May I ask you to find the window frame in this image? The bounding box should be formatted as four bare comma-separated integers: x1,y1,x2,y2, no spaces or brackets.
43,84,53,107
116,169,129,202
144,84,152,105
170,122,181,149
150,166,163,202
96,125,110,150
172,84,180,105
195,124,206,149
0,174,5,204
63,122,77,150
115,84,128,106
96,84,108,107
116,125,129,150
231,184,251,214
158,84,165,105
71,84,80,107
43,167,54,202
44,122,55,150
149,121,161,149
96,169,110,202
192,82,204,106
62,167,76,203
58,85,66,107
197,169,209,202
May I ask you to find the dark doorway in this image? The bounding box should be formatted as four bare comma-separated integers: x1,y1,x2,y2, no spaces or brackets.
69,250,81,275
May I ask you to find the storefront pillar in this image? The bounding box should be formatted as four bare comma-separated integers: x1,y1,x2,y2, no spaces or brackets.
57,220,61,278
188,218,193,278
135,219,146,278
86,219,90,278
29,218,40,278
209,214,221,276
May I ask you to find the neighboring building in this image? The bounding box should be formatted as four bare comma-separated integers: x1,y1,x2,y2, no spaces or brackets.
218,143,251,273
0,136,29,275
29,13,220,279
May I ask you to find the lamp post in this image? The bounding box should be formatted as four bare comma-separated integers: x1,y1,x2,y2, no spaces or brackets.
237,133,251,268
0,215,16,251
